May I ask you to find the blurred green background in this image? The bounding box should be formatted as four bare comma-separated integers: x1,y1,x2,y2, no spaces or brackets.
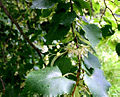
97,31,120,96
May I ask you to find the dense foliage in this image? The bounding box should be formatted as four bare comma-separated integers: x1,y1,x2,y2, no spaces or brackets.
0,0,120,97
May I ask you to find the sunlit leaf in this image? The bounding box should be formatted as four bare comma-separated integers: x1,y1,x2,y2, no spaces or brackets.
81,24,102,47
84,68,111,97
31,0,58,9
84,52,101,69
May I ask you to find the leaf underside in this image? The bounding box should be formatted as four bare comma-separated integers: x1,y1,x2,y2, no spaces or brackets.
84,68,111,97
84,52,101,69
31,0,57,9
81,24,102,47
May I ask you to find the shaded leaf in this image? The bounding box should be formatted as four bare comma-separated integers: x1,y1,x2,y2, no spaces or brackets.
45,3,73,44
81,24,102,47
46,24,70,44
118,24,120,30
51,3,72,25
60,11,77,26
41,9,52,17
101,25,115,38
73,0,91,16
116,43,120,56
84,68,111,97
54,56,73,74
55,2,70,13
24,66,75,96
103,17,112,25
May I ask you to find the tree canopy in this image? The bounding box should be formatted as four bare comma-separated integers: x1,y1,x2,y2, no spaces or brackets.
0,0,120,97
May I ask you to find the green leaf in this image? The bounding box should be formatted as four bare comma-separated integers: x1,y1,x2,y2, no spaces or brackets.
73,0,83,15
92,1,100,14
116,43,120,56
45,3,74,44
60,11,77,26
73,0,91,16
118,24,120,30
51,3,73,25
103,17,112,25
101,25,115,38
46,24,70,44
41,9,52,17
81,24,102,47
84,68,111,97
31,0,57,9
54,56,73,74
24,66,75,96
114,0,118,4
84,52,101,69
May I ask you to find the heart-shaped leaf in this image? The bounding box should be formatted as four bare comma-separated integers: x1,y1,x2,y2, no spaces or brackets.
24,66,75,96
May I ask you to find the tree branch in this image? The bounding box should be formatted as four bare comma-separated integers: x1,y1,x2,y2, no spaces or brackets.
109,0,120,7
0,76,5,94
107,7,118,26
2,42,7,64
70,0,82,96
0,0,46,67
99,6,107,26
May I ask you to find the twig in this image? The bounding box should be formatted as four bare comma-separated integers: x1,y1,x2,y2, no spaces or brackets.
0,76,5,94
107,7,118,26
100,0,118,27
0,0,46,67
89,0,94,15
72,69,80,97
109,0,120,7
70,0,82,96
99,6,107,26
1,42,7,64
